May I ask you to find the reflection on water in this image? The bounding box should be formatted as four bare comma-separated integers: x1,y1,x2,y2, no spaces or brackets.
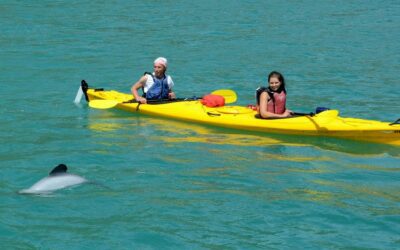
285,188,334,202
89,122,123,132
84,111,400,219
86,110,399,157
312,179,400,214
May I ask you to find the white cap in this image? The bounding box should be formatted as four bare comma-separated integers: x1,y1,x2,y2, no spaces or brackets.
154,57,168,68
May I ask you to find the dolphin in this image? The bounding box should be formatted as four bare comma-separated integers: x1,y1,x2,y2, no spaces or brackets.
19,164,88,195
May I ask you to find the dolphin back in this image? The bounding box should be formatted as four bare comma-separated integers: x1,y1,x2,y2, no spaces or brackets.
49,164,68,175
19,164,88,195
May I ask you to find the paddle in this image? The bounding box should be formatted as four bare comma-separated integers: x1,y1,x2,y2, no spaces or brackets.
389,118,400,126
292,112,315,117
89,98,189,109
292,107,330,117
89,89,237,109
212,89,237,104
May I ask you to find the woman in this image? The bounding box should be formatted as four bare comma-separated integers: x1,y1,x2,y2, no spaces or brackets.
131,57,176,104
257,71,293,119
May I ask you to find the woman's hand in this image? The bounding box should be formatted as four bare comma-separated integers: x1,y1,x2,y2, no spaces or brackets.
282,109,293,117
168,92,176,99
137,97,147,104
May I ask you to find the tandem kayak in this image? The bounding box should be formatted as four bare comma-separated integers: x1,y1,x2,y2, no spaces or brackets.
78,80,400,146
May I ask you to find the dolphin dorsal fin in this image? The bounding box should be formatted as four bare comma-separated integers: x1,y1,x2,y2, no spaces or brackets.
49,164,68,175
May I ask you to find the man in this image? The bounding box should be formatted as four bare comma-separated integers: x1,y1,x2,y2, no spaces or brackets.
131,57,176,104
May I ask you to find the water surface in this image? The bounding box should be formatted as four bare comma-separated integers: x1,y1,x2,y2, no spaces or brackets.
1,1,399,249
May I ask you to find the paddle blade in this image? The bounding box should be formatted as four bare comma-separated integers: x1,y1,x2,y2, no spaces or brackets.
74,86,84,104
315,109,339,118
89,100,119,109
211,89,237,104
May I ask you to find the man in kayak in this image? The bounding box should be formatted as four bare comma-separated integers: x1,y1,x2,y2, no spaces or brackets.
256,71,293,118
131,57,176,104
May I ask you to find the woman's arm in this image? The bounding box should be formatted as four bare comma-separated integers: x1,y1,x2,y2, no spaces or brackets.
167,76,176,99
131,75,147,103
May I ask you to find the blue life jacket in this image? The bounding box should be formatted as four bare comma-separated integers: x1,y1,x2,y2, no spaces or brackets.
144,72,170,100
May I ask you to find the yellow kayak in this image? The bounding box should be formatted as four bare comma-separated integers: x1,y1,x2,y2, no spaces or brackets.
79,81,400,146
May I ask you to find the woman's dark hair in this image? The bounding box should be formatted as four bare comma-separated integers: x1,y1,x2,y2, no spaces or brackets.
268,71,286,93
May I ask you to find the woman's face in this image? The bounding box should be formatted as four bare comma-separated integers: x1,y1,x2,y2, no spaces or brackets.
269,76,281,91
153,63,166,77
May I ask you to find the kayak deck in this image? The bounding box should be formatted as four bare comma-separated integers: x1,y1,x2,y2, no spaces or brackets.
82,85,400,146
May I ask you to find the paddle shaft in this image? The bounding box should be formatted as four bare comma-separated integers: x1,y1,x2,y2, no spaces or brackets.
123,97,199,105
87,86,237,109
292,112,315,116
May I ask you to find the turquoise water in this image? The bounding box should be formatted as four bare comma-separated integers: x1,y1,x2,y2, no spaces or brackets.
1,1,400,249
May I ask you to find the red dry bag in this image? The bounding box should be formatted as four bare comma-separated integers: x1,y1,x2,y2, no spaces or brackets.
200,94,225,107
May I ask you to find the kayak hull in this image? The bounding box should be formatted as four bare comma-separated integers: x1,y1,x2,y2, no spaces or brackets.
83,85,400,146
